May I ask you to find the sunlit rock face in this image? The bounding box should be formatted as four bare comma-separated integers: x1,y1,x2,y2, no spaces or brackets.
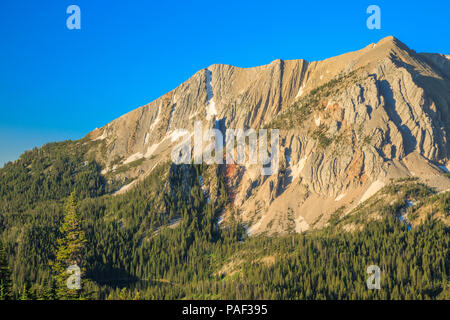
86,36,450,235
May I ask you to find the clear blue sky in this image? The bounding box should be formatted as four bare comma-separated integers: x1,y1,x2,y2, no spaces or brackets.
1,0,449,167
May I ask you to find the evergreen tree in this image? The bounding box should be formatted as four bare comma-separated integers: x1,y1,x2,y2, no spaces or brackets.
51,192,87,299
19,280,35,300
0,241,12,300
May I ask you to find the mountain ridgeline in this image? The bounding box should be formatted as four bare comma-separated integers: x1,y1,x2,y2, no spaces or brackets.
0,36,449,299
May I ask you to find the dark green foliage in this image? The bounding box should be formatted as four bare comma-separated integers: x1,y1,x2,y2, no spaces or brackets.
0,140,104,214
266,70,358,130
0,142,448,300
0,240,12,299
51,192,87,299
230,216,448,300
0,140,106,295
312,124,332,149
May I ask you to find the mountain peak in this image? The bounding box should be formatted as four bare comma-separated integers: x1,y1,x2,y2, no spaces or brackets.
85,38,450,235
376,35,410,52
377,35,399,44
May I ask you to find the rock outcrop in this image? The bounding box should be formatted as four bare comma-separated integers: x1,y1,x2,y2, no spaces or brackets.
86,36,450,235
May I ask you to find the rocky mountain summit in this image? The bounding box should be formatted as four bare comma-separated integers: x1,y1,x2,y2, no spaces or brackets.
86,36,450,235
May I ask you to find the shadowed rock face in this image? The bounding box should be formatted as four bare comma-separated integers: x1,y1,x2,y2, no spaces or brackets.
87,36,450,235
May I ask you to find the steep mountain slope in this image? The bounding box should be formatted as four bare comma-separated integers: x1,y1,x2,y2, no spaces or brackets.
84,36,450,235
1,36,449,300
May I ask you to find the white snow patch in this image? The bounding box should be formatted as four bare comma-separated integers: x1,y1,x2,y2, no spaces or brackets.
291,156,307,181
149,117,160,132
123,152,144,165
206,101,217,120
359,180,385,204
335,193,346,201
247,219,263,236
93,131,107,141
315,115,321,126
295,215,310,233
144,130,192,159
114,180,137,195
149,105,161,132
295,84,305,99
145,142,161,158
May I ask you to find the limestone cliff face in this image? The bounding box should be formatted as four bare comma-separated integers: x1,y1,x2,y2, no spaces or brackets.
87,36,450,235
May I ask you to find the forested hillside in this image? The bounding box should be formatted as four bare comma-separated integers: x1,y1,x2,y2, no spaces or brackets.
0,139,448,300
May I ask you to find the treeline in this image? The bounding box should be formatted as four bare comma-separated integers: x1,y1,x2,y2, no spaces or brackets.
96,215,449,300
0,142,244,299
0,141,104,213
228,216,449,299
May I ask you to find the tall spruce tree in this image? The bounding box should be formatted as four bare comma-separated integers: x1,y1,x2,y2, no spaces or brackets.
51,192,87,299
0,240,12,300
